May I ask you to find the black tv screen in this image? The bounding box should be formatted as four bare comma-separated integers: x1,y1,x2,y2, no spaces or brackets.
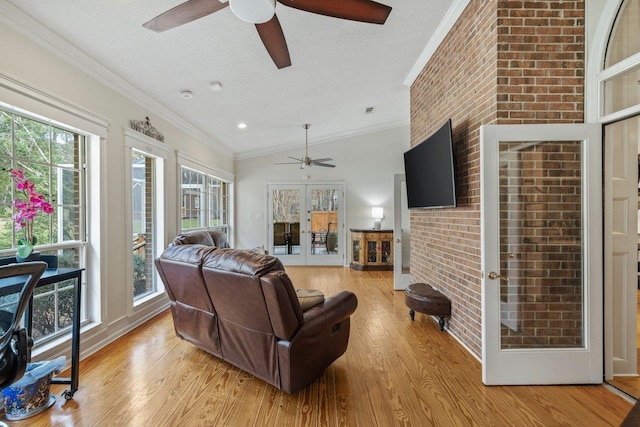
403,119,456,209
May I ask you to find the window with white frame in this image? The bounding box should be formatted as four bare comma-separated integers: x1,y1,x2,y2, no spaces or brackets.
0,107,87,344
124,130,166,305
178,154,232,239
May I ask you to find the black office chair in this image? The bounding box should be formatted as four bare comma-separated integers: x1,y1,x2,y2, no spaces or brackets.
0,262,46,397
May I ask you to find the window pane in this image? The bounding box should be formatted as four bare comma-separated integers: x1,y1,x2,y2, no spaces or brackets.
132,152,146,235
179,166,231,235
13,115,50,163
603,64,640,115
605,0,640,68
133,152,156,301
0,158,11,246
181,168,204,230
0,111,11,158
51,128,78,166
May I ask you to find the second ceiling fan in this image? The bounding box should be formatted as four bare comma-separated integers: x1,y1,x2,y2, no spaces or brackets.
143,0,392,69
275,124,335,169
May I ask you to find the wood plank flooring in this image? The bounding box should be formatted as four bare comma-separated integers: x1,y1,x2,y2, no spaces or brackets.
12,267,633,426
607,289,640,398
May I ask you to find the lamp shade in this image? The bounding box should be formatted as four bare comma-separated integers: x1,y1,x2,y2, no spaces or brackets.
229,0,276,24
371,207,384,219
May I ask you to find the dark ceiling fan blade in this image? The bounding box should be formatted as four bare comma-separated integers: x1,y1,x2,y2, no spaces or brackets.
255,15,291,69
143,0,229,32
311,158,333,163
277,0,391,24
313,161,336,168
288,156,303,162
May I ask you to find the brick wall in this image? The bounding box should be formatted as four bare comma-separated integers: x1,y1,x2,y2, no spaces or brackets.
409,0,585,357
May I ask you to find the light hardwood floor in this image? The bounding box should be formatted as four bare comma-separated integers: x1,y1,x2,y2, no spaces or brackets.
607,289,640,398
14,267,633,426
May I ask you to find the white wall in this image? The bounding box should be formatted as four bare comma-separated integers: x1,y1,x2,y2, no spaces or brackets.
234,125,410,262
0,23,233,359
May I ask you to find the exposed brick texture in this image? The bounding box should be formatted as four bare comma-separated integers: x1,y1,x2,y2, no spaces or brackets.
409,0,585,357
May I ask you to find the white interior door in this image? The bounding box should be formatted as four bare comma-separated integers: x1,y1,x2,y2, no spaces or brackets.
394,174,412,290
481,123,602,385
604,117,639,378
267,183,344,266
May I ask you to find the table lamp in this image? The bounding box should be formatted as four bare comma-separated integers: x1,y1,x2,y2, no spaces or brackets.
371,207,384,230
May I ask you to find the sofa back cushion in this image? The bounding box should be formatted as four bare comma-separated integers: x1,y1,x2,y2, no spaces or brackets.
201,249,303,387
155,245,216,312
172,230,230,248
201,249,303,338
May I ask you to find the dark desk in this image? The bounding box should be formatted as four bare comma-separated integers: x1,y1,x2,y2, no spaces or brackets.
0,262,82,400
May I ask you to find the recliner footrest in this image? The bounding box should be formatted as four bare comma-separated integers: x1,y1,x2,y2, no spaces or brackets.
405,283,451,331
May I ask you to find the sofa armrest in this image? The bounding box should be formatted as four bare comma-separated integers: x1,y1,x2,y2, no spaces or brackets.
298,291,357,336
277,290,357,394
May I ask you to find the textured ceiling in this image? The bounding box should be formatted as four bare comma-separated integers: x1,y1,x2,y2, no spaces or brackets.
4,0,453,158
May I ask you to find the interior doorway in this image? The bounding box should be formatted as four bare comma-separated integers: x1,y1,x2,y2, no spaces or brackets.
393,174,412,290
605,116,640,397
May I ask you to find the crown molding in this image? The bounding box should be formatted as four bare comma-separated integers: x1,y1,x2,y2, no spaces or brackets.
235,119,409,161
0,0,234,159
403,0,470,87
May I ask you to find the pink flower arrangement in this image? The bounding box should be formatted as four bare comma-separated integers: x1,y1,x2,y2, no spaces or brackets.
10,169,54,258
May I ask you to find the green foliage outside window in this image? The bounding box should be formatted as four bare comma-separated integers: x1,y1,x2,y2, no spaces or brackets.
0,110,82,253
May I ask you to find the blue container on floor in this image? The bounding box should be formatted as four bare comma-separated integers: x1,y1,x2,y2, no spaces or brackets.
2,356,66,420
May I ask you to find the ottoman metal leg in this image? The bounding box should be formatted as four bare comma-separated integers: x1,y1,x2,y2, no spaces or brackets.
438,317,445,331
410,309,415,321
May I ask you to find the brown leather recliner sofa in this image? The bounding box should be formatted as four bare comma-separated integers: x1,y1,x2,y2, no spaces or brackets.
155,231,358,394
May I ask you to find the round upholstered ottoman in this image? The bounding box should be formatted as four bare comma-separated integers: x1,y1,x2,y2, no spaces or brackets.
404,283,451,331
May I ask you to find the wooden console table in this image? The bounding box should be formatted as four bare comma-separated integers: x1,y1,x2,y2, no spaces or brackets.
350,229,393,271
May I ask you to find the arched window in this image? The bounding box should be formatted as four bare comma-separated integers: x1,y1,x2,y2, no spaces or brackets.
605,0,640,68
601,0,640,117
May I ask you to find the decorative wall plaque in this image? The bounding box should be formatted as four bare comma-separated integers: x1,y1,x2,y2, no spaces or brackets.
129,117,164,142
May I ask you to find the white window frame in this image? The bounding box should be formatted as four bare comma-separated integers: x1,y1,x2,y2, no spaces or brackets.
176,152,234,246
0,71,108,360
124,129,168,310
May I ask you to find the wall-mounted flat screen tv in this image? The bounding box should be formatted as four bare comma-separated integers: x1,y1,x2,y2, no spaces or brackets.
403,119,457,209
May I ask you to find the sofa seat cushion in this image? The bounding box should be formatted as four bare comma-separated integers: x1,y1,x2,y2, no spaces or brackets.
296,288,325,311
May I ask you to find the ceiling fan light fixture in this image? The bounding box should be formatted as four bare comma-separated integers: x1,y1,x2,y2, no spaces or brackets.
229,0,275,24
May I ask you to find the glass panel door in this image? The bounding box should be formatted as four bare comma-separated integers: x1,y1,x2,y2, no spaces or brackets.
307,184,344,265
498,141,583,349
269,185,305,265
268,183,344,266
481,123,602,385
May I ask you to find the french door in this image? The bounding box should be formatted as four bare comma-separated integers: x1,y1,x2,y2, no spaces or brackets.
481,124,602,385
267,183,344,266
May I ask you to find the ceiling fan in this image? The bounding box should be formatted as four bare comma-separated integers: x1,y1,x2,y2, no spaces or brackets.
142,0,392,69
275,124,335,169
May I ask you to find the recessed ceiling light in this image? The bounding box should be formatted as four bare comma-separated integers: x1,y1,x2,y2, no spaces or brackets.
237,122,247,129
210,82,223,91
180,90,193,99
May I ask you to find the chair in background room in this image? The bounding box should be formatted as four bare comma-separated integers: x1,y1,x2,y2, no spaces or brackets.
326,222,338,254
0,262,47,426
289,222,300,254
273,222,288,254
